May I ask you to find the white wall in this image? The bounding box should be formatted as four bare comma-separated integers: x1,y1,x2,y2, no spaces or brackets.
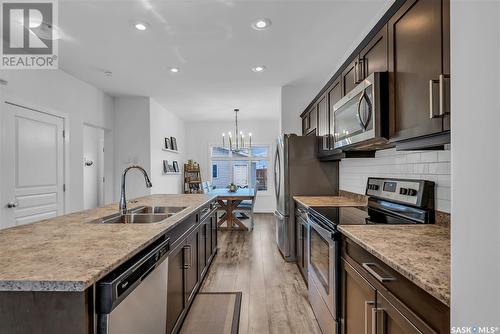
281,84,316,134
340,147,451,213
451,0,500,328
185,120,280,213
0,70,115,213
113,97,151,201
149,98,185,194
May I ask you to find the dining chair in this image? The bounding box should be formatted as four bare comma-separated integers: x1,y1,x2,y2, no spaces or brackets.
234,187,258,230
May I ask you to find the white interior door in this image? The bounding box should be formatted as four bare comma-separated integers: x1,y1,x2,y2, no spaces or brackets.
0,102,65,229
83,125,105,210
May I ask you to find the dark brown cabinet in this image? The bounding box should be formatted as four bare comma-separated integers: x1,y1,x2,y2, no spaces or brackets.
167,241,185,334
341,238,450,334
302,106,318,135
360,25,388,78
341,60,357,96
300,0,450,152
185,228,199,305
374,291,422,334
295,206,308,283
317,95,329,136
341,259,377,334
167,204,218,334
388,0,450,143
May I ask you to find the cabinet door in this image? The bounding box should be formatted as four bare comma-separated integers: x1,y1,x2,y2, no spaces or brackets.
374,292,423,334
296,217,304,274
301,221,309,279
166,242,185,334
341,259,377,334
317,95,328,136
210,213,217,255
302,115,310,135
205,219,212,262
199,221,208,277
185,228,199,304
388,0,447,141
328,78,342,147
361,25,388,78
341,60,357,96
309,106,318,135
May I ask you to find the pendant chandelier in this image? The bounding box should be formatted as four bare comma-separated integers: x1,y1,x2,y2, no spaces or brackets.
221,108,252,151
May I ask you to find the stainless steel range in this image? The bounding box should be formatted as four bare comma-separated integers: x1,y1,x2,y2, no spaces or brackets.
307,177,435,334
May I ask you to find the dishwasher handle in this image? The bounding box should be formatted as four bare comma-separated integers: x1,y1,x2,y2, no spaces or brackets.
96,237,170,314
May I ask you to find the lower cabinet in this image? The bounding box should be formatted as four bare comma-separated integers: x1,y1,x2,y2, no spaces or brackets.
166,204,218,334
185,228,199,305
166,241,185,334
341,238,450,334
341,259,376,334
295,212,308,283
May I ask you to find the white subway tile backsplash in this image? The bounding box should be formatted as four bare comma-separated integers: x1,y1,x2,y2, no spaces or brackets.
340,147,451,213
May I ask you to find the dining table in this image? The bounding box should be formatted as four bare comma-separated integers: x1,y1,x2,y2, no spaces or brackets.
208,188,256,231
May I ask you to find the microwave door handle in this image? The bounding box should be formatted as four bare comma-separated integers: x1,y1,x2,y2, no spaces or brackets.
357,90,367,130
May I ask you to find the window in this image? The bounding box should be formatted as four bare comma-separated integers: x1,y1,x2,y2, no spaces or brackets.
212,164,218,179
210,146,270,191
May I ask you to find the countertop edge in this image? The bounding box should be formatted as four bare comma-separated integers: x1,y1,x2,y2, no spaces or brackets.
337,225,450,307
293,196,367,208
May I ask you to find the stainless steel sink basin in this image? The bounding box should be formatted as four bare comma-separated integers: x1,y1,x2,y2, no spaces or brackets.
99,213,170,224
128,206,187,215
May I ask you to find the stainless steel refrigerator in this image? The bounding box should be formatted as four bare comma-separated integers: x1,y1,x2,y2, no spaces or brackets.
273,134,339,262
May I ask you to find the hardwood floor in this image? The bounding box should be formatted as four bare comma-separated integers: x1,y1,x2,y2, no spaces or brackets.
201,213,322,334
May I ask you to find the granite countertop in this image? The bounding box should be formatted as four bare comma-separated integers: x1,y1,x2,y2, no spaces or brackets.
293,195,367,208
338,223,450,306
0,194,216,292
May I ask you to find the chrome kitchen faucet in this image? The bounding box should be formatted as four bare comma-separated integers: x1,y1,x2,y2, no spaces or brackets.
119,165,153,215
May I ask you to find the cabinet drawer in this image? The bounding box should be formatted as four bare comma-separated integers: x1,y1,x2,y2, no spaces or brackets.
342,238,449,333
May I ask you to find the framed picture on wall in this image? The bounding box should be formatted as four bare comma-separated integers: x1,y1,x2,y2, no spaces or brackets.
170,137,178,151
163,160,169,173
164,137,171,150
173,161,179,173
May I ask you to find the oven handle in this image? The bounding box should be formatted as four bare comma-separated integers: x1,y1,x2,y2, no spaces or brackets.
308,218,336,240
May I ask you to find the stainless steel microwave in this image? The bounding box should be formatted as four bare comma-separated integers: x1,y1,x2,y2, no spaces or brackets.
333,72,389,150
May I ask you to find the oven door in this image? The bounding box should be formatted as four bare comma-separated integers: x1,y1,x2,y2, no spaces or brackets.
333,73,380,150
308,217,338,320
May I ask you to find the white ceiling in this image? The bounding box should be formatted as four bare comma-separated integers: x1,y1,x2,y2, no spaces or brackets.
59,0,389,121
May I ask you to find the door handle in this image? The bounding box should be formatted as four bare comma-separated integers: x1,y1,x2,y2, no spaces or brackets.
355,58,365,84
362,263,396,282
430,74,450,119
357,89,371,131
365,301,375,334
6,201,18,208
183,245,192,269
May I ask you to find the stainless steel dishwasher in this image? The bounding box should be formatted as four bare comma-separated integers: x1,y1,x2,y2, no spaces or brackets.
96,237,170,334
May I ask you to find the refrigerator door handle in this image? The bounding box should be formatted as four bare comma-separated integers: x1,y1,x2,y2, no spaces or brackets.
274,210,285,220
273,143,281,202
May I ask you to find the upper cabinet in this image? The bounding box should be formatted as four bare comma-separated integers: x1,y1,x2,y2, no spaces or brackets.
360,25,388,78
388,0,450,145
301,0,450,153
302,106,318,136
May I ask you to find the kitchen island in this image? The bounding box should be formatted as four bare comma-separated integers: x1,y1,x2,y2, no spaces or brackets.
0,194,218,334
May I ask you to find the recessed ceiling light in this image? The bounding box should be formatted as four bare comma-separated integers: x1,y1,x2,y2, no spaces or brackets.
169,67,180,73
252,18,272,31
252,65,266,73
135,22,148,31
104,71,112,77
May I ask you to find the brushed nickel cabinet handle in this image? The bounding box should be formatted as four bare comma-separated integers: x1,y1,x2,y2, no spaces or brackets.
429,78,440,119
365,301,375,334
362,263,396,282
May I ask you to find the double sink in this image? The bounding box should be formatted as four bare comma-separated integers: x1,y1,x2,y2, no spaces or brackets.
95,206,188,224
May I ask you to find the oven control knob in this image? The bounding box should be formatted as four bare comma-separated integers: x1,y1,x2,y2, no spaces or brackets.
368,184,379,190
399,188,408,195
407,189,418,196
